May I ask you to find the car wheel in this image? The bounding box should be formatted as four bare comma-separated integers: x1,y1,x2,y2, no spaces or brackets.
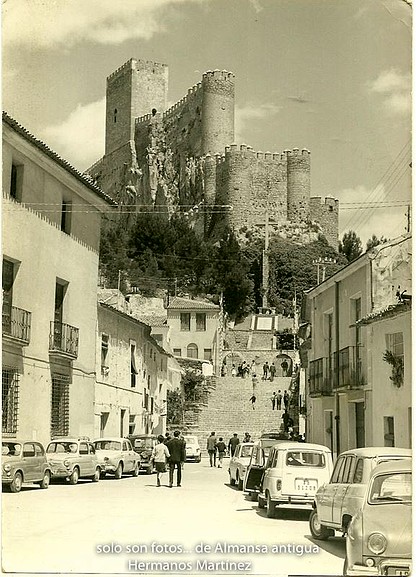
309,508,332,540
237,474,243,491
100,471,106,479
92,467,100,482
258,495,266,509
39,470,50,489
132,462,140,477
266,493,276,518
196,456,201,463
69,467,79,485
114,462,123,479
229,472,236,486
248,491,258,501
10,472,23,493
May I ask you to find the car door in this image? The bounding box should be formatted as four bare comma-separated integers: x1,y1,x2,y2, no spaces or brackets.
79,442,91,476
230,444,240,480
123,440,133,471
33,443,46,481
262,448,278,495
244,445,266,491
22,442,36,481
332,455,356,526
89,443,98,471
318,455,346,524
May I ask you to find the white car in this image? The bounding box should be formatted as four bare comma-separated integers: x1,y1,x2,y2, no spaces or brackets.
183,435,201,462
229,442,254,490
93,438,140,478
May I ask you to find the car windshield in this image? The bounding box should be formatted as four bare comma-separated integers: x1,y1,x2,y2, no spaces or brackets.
369,472,412,504
132,438,154,449
240,446,253,457
47,442,78,454
94,440,122,451
2,442,22,456
286,451,325,467
184,437,197,445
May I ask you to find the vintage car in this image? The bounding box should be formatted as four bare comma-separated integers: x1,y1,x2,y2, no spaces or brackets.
228,442,254,490
183,435,201,462
128,435,157,473
344,459,412,576
243,434,290,500
46,438,102,484
256,442,333,518
309,447,412,541
2,440,52,493
93,438,140,478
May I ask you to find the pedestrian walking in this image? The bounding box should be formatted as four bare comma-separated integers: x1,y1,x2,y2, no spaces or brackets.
252,373,259,392
283,390,289,410
228,433,240,456
231,365,237,377
207,431,217,467
221,363,228,377
243,432,251,443
216,438,226,468
276,390,283,410
262,361,269,380
249,394,256,410
151,434,170,487
164,432,171,444
270,392,277,410
281,359,289,377
269,362,276,382
166,430,186,487
250,360,256,375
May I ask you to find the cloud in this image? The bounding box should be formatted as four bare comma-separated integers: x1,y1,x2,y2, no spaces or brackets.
40,98,105,171
368,69,411,115
2,0,206,49
235,102,280,144
249,0,263,13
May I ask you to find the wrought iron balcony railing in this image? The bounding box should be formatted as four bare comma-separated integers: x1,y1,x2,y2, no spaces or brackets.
333,346,365,388
2,305,31,345
309,357,333,396
49,321,79,359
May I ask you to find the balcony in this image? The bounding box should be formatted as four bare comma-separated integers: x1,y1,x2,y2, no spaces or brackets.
333,346,365,388
49,321,79,359
2,305,31,345
309,357,333,396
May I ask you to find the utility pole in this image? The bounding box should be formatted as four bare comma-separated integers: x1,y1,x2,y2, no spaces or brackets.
262,210,270,308
313,257,337,284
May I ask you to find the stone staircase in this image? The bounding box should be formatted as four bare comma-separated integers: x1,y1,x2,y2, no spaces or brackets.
185,375,292,453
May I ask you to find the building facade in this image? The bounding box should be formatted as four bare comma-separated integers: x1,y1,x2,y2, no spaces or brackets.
2,113,116,445
304,234,412,455
87,58,338,247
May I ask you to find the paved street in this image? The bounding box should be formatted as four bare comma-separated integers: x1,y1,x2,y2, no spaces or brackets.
2,457,345,576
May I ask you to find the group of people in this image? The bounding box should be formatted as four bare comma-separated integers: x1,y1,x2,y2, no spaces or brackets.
206,431,252,466
262,360,290,380
151,430,186,488
270,390,289,411
223,359,256,378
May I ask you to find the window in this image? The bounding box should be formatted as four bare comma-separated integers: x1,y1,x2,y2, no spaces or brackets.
79,443,88,455
173,348,182,357
286,451,325,467
196,313,206,331
60,200,72,234
51,374,70,437
330,456,345,483
35,443,45,456
342,455,356,483
10,163,23,201
2,259,14,334
23,443,35,458
2,367,19,434
384,416,395,447
386,332,404,359
131,343,138,388
114,108,118,123
101,334,109,373
187,343,198,359
204,348,212,361
353,458,364,483
180,313,191,331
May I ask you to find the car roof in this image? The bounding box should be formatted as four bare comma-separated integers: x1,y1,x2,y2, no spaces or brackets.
48,438,83,443
338,447,412,458
270,442,331,452
369,458,412,476
93,437,129,442
239,442,255,446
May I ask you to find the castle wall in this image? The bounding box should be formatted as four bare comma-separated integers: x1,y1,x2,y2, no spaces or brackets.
201,71,235,155
310,196,339,249
287,148,311,222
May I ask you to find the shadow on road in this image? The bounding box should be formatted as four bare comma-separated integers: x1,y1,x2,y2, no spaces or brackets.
304,534,346,559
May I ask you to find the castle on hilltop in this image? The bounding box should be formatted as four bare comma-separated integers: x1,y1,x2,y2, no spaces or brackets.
88,58,338,247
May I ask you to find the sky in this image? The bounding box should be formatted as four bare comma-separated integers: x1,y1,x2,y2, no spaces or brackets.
2,0,412,244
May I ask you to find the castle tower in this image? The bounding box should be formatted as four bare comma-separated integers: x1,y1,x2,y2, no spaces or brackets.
201,70,235,155
286,148,311,222
105,58,168,155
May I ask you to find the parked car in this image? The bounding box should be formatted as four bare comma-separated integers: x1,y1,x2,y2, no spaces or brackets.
2,440,52,493
93,438,140,478
309,447,412,540
128,435,157,473
229,442,254,489
344,458,412,576
256,442,333,518
46,438,102,484
243,435,289,500
183,435,201,462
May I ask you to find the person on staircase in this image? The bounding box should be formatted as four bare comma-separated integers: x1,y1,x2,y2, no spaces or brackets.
276,391,283,410
231,365,237,377
262,362,269,380
270,392,277,410
269,362,276,382
228,433,240,457
249,393,257,410
207,432,218,467
283,390,290,411
216,437,226,468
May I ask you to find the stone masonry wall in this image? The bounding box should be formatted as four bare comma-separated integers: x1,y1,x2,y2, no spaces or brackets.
310,196,339,249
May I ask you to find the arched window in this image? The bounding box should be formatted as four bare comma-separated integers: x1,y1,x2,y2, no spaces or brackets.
187,343,198,359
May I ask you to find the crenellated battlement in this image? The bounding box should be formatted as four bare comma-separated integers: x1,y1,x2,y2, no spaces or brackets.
107,58,168,83
107,58,137,81
310,195,339,207
202,69,235,82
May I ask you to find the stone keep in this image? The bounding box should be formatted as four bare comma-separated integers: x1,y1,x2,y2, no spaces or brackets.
88,58,338,247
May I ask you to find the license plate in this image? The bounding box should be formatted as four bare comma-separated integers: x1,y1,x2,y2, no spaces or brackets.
386,569,410,576
395,571,409,576
295,479,317,492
